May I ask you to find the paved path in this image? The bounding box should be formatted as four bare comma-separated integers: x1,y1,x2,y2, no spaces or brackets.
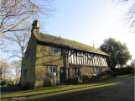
33,75,134,101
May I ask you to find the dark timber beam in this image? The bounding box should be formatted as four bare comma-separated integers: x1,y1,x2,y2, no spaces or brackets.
76,51,78,64
62,48,69,81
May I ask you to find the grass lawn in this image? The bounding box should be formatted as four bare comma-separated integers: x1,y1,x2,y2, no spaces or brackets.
1,75,130,101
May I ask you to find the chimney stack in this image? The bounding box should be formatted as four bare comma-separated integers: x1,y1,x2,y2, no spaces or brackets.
31,20,40,33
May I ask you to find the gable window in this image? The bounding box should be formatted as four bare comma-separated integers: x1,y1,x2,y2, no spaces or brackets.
49,46,61,55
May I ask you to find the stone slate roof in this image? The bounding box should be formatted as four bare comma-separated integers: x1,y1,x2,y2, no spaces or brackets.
34,32,109,56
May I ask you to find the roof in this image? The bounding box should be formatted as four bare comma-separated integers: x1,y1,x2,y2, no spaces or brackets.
34,32,109,56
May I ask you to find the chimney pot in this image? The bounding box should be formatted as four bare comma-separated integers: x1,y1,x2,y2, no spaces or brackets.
32,20,40,33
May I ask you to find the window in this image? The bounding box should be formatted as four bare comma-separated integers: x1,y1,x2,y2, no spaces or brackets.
97,56,101,66
77,52,83,57
46,65,57,77
88,54,93,61
100,57,105,66
49,46,61,55
102,57,108,66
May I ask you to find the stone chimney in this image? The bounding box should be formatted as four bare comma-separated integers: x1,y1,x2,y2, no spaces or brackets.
31,20,40,33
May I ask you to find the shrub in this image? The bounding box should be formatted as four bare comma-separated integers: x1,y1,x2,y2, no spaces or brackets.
114,67,134,75
0,80,15,87
0,80,7,86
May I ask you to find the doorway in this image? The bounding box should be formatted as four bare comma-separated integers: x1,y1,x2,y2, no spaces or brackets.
60,68,66,83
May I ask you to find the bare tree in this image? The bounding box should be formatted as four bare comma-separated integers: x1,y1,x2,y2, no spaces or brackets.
0,0,39,34
128,1,135,30
118,0,135,31
0,27,32,85
10,60,21,84
0,0,38,59
0,0,53,58
0,0,53,85
1,30,30,59
0,0,53,57
0,58,9,81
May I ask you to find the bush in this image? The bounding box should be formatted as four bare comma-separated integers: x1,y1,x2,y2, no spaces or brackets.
98,70,116,77
114,67,134,75
20,83,34,90
0,80,7,86
6,81,14,87
0,80,15,87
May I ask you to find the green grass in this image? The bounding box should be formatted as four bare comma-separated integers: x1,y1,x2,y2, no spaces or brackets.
1,75,131,101
1,83,119,100
2,83,118,98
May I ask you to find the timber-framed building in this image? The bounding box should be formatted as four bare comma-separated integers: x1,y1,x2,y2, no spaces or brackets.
20,20,110,88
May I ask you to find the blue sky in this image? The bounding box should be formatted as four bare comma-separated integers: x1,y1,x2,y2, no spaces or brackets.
39,0,135,60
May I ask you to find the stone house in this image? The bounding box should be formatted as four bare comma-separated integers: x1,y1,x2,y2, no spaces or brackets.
20,20,110,88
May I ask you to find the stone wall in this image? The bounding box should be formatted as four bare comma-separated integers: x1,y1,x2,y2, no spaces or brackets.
20,35,36,88
35,44,63,87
